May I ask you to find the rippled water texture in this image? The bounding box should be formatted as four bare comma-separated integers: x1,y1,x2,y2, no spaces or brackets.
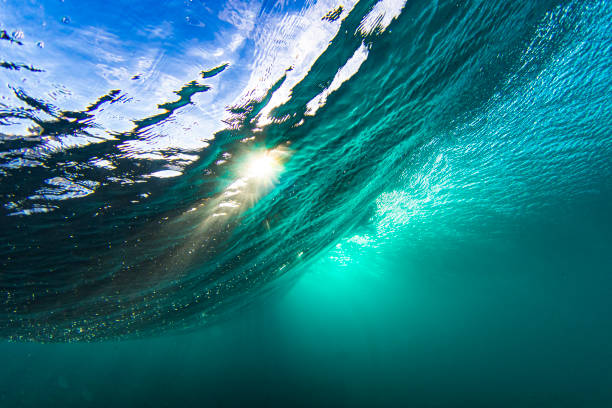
1,0,611,341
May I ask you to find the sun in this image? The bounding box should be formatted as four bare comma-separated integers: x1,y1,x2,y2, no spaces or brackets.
246,152,279,180
242,150,284,185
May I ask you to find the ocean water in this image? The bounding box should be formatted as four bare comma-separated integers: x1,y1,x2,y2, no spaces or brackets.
1,0,611,406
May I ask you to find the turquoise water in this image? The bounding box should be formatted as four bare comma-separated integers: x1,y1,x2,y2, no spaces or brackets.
1,0,612,406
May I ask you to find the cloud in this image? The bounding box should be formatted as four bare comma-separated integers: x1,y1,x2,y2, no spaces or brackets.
218,0,260,32
137,21,174,40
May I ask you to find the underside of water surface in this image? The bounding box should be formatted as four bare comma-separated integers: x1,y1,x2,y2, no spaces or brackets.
0,0,611,347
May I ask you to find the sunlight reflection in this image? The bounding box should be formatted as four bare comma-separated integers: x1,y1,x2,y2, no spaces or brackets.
242,149,284,185
189,144,292,234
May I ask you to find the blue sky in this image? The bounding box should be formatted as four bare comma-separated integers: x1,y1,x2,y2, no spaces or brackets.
1,0,407,192
0,1,354,149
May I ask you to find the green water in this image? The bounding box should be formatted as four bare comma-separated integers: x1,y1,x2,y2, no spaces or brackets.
1,0,612,405
3,208,611,406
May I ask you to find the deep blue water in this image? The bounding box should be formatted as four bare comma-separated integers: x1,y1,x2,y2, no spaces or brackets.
1,0,611,406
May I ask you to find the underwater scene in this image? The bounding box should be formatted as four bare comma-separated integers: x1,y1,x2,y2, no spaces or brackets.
1,0,611,406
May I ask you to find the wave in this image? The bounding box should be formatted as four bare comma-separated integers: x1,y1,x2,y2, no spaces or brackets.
1,0,610,341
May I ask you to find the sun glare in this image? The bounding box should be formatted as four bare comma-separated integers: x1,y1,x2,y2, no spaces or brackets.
247,152,278,180
242,150,287,185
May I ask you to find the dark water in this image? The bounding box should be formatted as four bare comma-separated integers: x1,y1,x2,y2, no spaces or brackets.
1,0,611,406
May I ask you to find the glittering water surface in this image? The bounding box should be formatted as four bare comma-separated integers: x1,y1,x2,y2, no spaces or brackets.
1,0,611,354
